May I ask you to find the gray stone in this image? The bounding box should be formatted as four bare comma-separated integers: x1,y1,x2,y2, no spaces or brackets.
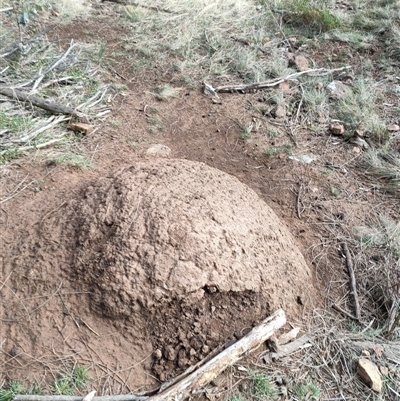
146,144,171,157
326,81,352,100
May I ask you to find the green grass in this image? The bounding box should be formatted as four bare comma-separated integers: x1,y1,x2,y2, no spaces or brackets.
240,123,253,140
264,145,293,156
249,371,277,399
266,128,280,138
293,381,321,400
283,0,342,32
53,365,90,395
0,147,21,164
228,394,246,401
47,154,93,169
0,112,33,134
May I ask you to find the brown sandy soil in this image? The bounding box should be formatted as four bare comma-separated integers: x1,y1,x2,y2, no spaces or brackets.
1,1,399,396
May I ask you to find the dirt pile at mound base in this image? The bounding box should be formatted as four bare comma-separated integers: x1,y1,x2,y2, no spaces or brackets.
65,158,315,379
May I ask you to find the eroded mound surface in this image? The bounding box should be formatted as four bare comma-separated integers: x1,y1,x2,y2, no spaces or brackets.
66,159,315,379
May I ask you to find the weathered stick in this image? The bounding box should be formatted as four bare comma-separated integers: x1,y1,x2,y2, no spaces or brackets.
341,242,361,320
211,66,351,93
0,87,85,119
14,309,286,401
263,334,313,363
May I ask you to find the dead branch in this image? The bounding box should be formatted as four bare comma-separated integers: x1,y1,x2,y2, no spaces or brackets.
26,39,77,91
0,86,86,119
341,242,361,320
14,309,286,401
101,0,177,14
210,66,351,93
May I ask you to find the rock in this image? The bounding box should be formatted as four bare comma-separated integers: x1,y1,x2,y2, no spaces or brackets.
357,358,382,392
293,55,309,72
387,123,400,132
154,349,162,359
278,80,291,94
361,349,371,357
164,345,178,361
350,137,369,149
315,82,324,90
329,123,345,135
379,366,388,376
146,144,171,157
271,103,286,118
353,129,364,138
326,81,352,100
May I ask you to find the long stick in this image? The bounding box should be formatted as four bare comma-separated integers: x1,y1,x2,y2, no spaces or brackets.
14,309,286,401
213,66,352,93
341,243,361,320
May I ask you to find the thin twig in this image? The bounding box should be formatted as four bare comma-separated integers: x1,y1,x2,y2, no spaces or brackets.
296,183,303,219
341,242,361,320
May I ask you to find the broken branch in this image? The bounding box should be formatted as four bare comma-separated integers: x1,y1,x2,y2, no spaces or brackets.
209,66,351,93
341,242,361,320
0,86,86,119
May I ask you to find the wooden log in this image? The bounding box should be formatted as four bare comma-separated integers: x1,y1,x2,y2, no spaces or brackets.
0,87,85,119
14,309,286,401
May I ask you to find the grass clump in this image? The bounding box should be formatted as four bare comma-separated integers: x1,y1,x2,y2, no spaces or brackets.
359,149,400,192
249,371,277,399
154,85,180,101
53,365,90,395
0,147,21,164
333,79,387,142
293,381,321,400
264,145,293,156
284,0,342,32
0,381,25,401
0,112,33,134
47,154,92,169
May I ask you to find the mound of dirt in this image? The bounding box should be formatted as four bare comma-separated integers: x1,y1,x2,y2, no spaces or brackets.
2,158,316,385
65,158,315,379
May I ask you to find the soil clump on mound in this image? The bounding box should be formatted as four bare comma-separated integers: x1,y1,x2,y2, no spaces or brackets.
2,158,316,385
68,158,315,379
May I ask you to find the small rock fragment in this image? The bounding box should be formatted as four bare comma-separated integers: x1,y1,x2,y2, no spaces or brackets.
154,349,162,359
361,349,371,357
146,144,171,157
329,123,345,135
164,345,177,361
357,358,382,392
278,80,291,94
293,55,309,71
271,103,286,118
379,366,388,376
326,81,352,100
315,82,324,90
387,123,400,132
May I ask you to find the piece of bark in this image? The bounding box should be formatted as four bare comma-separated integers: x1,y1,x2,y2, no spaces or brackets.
263,334,313,363
0,87,85,119
69,122,94,135
278,327,300,345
